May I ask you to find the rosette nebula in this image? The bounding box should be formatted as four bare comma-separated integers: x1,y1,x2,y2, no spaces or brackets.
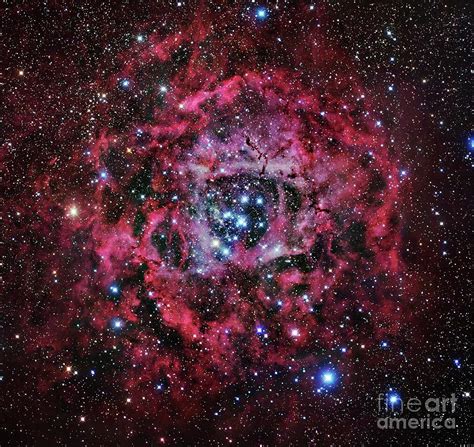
2,2,471,445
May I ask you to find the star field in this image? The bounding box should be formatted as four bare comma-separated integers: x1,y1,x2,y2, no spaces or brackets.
1,1,472,445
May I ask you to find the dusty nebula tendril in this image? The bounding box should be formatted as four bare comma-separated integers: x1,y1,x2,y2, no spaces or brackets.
3,2,470,445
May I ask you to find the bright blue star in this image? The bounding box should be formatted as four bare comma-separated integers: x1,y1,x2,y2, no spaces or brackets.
110,317,124,330
256,7,268,20
468,136,474,152
120,79,130,89
221,247,231,257
317,368,338,391
236,216,247,227
388,391,401,408
322,371,336,385
109,284,120,295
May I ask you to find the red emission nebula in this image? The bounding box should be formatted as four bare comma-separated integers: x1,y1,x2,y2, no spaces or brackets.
4,3,439,446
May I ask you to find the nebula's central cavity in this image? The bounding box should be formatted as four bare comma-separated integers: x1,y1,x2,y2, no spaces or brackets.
205,174,274,254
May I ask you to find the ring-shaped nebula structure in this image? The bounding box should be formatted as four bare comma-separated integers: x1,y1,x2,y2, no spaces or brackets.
16,6,410,443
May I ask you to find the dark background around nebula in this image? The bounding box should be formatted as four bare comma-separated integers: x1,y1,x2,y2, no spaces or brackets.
1,1,472,446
